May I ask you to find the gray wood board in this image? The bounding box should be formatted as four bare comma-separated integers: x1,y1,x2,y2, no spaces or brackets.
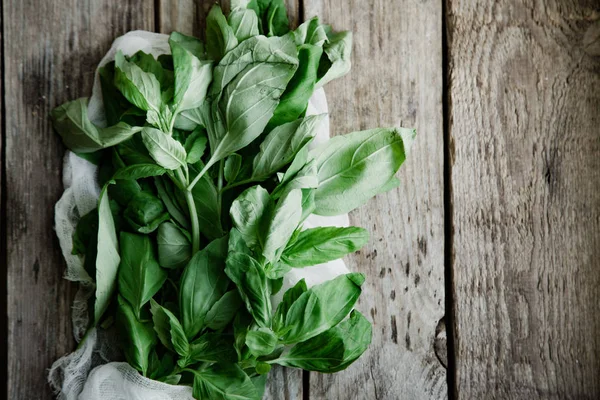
4,1,154,398
447,0,600,398
303,0,447,399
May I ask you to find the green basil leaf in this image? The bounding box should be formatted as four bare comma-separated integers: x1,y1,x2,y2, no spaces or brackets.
206,5,239,62
280,273,365,343
262,189,302,263
71,209,98,256
293,17,328,46
169,33,214,112
186,332,237,365
190,163,224,239
316,30,352,89
123,191,169,233
311,127,415,216
272,279,307,333
94,184,121,324
117,133,155,165
129,51,174,98
169,32,205,59
272,159,318,200
269,44,323,127
155,177,190,229
252,115,324,180
114,50,163,112
148,352,177,381
245,327,278,357
224,153,243,183
192,363,258,400
246,0,290,36
179,236,229,339
99,62,141,126
185,128,208,164
141,127,187,170
157,222,192,269
276,310,371,372
118,232,167,319
117,295,157,376
50,98,141,153
281,226,369,268
228,7,260,43
204,290,243,330
150,299,189,357
112,164,167,180
230,185,272,249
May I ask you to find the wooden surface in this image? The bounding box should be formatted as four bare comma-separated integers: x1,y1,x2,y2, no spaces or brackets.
3,0,600,399
448,0,600,399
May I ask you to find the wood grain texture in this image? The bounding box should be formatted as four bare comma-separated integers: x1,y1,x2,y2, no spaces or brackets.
156,1,303,399
303,0,446,399
448,1,600,399
4,1,154,399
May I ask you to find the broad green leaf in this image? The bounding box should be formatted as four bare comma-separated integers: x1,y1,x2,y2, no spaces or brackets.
204,290,243,330
155,177,190,230
179,236,229,339
276,310,372,372
192,363,258,400
117,133,155,165
269,44,323,126
245,327,278,357
71,209,98,256
150,299,189,357
117,295,157,376
272,158,318,199
169,32,205,59
118,232,167,318
280,273,365,343
224,154,242,183
185,128,208,164
252,115,324,180
228,7,259,42
281,226,369,267
311,127,415,216
247,0,290,36
112,164,167,180
98,62,143,126
206,5,238,62
184,332,237,366
272,279,307,333
94,185,120,324
123,191,169,234
148,352,177,381
129,51,174,101
141,127,187,170
114,50,162,112
230,186,272,249
316,30,352,89
50,98,141,153
190,163,224,239
169,33,214,112
157,222,192,269
293,17,328,47
262,189,302,263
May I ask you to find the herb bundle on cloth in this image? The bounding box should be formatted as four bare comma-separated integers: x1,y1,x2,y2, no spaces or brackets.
49,2,415,399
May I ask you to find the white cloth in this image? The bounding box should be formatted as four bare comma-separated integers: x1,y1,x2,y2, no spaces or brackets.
49,30,349,400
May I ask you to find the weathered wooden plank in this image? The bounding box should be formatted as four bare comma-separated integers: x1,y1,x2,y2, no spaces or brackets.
303,0,446,399
156,1,303,399
4,1,154,399
448,1,600,398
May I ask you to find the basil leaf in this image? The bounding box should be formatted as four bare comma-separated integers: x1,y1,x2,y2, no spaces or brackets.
293,17,328,47
123,191,169,234
272,158,318,200
230,185,272,249
99,62,142,126
114,50,163,113
206,5,238,62
118,232,167,318
311,127,415,216
276,310,372,372
170,33,214,112
269,44,323,127
185,128,208,164
169,32,205,59
228,7,260,42
316,30,352,89
185,332,237,365
117,133,155,165
190,164,224,239
280,273,365,343
129,51,174,101
94,185,120,324
112,164,167,180
157,222,192,269
192,363,258,400
204,290,243,330
51,98,141,153
224,153,242,183
272,279,307,333
71,209,98,256
141,127,187,170
281,226,369,268
155,177,189,229
179,236,229,339
247,0,290,36
252,115,324,180
117,295,157,376
245,327,278,357
150,299,189,357
262,189,302,263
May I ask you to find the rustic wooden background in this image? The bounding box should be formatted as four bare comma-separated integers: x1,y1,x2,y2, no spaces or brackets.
2,0,599,399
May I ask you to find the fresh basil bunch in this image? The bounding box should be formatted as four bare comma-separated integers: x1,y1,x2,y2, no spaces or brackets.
51,1,415,398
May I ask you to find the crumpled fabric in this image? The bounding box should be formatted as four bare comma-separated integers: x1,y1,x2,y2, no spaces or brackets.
49,30,350,400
